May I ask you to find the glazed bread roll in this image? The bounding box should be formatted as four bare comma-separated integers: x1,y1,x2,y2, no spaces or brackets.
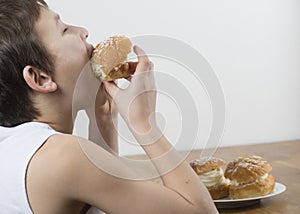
224,155,275,199
91,35,135,81
190,157,230,199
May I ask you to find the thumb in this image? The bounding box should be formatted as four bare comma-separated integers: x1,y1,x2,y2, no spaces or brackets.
103,81,120,99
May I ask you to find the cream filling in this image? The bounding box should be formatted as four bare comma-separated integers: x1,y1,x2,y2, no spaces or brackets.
91,61,127,80
231,173,269,186
199,168,229,188
91,61,105,79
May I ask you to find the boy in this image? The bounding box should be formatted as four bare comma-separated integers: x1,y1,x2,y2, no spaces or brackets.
0,0,218,213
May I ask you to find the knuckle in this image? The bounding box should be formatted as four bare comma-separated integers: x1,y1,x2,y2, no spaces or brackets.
143,61,151,67
143,60,153,69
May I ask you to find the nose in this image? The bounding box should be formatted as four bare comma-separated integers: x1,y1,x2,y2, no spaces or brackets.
79,27,89,40
71,25,89,40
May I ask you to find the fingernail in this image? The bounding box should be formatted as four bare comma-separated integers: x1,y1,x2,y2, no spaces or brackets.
133,45,139,51
134,45,143,53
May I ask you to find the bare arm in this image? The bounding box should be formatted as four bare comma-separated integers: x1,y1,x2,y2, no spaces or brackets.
73,61,119,154
88,93,119,154
100,45,218,213
63,135,217,214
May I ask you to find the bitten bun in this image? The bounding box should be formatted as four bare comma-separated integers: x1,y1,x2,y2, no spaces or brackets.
190,157,230,199
91,35,134,81
224,155,275,199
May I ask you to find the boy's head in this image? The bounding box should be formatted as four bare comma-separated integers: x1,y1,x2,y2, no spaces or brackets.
0,0,92,127
0,0,53,127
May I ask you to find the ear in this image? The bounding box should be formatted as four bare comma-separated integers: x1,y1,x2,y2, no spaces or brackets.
23,65,57,93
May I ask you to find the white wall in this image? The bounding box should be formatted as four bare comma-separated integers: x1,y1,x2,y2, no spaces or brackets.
47,0,300,155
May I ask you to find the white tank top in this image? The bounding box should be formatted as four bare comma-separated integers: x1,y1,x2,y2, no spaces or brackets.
0,122,104,214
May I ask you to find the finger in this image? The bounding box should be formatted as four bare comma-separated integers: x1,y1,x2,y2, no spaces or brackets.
103,88,115,112
133,45,152,67
150,61,154,71
133,46,153,76
103,81,121,99
133,45,148,61
96,83,108,102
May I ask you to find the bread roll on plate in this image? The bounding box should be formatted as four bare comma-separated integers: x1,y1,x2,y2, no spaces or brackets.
224,155,275,199
190,157,230,199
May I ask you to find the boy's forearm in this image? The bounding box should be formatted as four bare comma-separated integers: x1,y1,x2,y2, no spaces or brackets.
88,112,119,154
133,127,218,212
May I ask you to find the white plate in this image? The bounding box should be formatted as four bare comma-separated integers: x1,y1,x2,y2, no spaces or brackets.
214,182,286,209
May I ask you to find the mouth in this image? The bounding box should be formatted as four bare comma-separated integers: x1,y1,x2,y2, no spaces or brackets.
88,44,94,59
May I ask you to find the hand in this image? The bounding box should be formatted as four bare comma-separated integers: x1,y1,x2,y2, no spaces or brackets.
72,60,119,152
72,61,109,115
104,45,157,134
94,83,114,115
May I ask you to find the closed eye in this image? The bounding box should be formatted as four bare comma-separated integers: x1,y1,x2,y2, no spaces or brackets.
63,28,68,34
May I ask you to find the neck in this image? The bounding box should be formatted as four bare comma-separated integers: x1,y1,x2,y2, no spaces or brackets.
33,113,74,134
33,94,75,134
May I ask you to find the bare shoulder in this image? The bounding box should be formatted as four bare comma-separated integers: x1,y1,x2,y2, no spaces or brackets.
28,133,95,177
40,134,127,177
27,133,115,190
26,133,116,213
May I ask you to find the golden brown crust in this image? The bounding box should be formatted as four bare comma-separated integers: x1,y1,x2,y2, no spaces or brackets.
208,183,229,199
190,157,226,174
229,174,275,199
91,35,133,81
190,157,229,199
224,155,272,183
102,62,134,81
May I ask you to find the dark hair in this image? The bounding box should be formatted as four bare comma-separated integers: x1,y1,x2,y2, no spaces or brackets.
0,0,54,127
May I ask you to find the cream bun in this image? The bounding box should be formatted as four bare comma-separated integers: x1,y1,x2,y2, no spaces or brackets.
224,155,275,199
91,35,136,81
190,157,230,199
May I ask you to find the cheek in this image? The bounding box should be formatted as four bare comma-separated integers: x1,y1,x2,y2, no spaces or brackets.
51,42,90,86
56,47,87,73
67,38,88,59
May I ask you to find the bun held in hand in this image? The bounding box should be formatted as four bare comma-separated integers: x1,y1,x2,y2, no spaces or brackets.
91,35,136,81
